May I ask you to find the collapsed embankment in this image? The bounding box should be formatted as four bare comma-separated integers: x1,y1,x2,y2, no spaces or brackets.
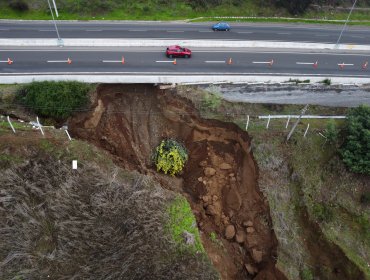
69,84,286,280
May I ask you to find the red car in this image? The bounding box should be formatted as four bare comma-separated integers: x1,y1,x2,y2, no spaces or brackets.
166,45,191,58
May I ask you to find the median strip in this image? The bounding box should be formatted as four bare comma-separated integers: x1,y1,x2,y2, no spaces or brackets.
1,38,370,51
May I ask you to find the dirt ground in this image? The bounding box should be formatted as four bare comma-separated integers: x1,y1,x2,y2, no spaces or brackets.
69,84,286,280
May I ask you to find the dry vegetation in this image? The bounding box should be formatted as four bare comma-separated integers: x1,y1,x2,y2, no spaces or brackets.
0,138,217,280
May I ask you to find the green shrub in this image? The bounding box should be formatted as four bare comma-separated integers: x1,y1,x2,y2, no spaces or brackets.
325,119,339,144
321,78,331,85
202,86,222,111
152,139,188,176
9,0,29,11
17,81,91,121
312,203,333,222
300,267,314,280
341,105,370,175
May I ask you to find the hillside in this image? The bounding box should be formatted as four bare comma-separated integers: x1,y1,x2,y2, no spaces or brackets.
1,0,370,21
0,83,369,280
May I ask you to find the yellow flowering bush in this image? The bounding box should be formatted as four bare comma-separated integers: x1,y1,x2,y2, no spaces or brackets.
153,139,188,176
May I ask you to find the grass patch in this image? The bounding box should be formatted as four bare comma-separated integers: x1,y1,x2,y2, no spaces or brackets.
166,196,205,254
1,2,370,26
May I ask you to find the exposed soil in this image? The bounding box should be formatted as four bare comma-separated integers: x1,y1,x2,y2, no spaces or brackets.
69,84,286,280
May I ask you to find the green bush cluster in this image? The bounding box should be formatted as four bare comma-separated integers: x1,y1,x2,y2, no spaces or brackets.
17,81,91,121
341,105,370,175
153,139,188,176
202,86,222,111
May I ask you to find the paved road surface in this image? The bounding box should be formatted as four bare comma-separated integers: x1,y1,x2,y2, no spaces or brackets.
211,84,370,107
1,21,369,45
1,47,369,78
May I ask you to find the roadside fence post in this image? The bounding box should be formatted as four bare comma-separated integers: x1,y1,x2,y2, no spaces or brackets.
304,123,310,138
245,115,250,131
266,115,271,129
36,116,45,136
285,116,290,129
7,116,16,133
65,129,72,141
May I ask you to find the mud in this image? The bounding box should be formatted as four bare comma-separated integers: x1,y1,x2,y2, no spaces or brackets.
69,84,286,280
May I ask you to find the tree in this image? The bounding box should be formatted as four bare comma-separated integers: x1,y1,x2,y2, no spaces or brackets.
275,0,313,15
341,105,370,175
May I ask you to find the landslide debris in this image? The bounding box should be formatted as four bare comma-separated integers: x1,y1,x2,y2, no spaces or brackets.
69,84,286,280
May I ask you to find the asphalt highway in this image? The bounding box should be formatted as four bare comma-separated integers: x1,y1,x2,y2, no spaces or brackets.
1,48,369,77
1,21,369,45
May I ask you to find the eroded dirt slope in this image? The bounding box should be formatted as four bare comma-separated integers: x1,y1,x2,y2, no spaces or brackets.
69,84,286,280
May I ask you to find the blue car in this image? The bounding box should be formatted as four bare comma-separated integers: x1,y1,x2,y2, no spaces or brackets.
212,22,231,31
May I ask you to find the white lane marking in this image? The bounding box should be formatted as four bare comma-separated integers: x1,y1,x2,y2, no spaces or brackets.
296,62,315,65
315,34,328,37
205,61,225,63
102,60,122,63
237,31,253,34
338,63,354,66
199,30,213,32
156,60,175,63
0,28,10,31
86,29,102,32
253,61,272,64
351,35,364,38
47,60,69,63
277,32,291,35
128,29,147,32
39,29,54,32
167,30,184,32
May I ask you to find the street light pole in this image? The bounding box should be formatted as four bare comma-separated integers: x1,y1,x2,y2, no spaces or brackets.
334,0,358,49
47,0,63,46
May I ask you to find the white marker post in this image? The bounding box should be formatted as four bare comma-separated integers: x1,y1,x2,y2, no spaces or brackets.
7,116,16,133
65,130,72,141
304,123,310,138
266,115,271,129
285,116,291,129
245,115,250,131
36,116,44,136
72,160,77,170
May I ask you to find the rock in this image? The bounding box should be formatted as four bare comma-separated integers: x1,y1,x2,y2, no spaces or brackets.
246,227,255,233
199,160,207,167
197,177,203,182
235,230,247,243
220,163,232,170
182,230,195,246
225,225,236,239
243,220,254,227
252,249,263,263
245,263,258,275
202,195,210,203
226,188,242,211
212,195,218,201
206,205,217,216
204,167,216,177
202,180,207,185
229,173,235,177
246,234,259,248
230,177,236,182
